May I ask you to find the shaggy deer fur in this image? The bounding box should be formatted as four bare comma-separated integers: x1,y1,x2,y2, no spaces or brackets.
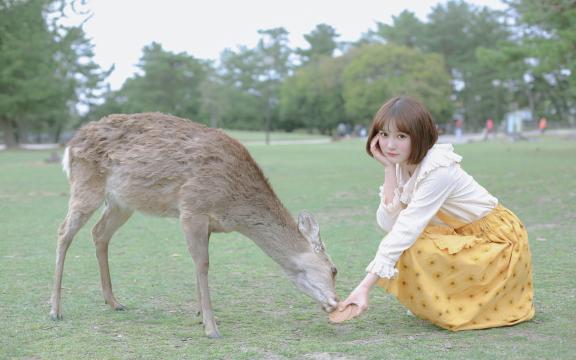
50,113,338,338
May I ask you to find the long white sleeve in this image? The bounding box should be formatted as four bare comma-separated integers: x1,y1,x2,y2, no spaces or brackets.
365,144,498,278
366,165,457,278
376,186,404,232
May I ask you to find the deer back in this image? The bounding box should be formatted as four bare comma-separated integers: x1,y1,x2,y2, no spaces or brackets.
67,113,291,229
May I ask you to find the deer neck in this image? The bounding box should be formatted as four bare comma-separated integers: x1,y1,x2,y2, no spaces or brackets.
239,213,309,270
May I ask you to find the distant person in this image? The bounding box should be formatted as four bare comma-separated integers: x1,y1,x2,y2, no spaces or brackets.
484,118,494,140
337,122,348,137
333,96,535,331
539,117,547,134
515,115,523,138
44,151,61,163
506,115,516,138
454,118,463,142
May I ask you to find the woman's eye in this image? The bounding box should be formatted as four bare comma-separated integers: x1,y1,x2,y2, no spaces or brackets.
398,134,408,139
379,131,388,137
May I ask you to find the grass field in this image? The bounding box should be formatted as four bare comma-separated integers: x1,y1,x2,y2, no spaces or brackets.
220,129,329,143
1,136,575,359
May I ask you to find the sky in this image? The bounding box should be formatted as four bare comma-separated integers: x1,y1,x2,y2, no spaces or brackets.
72,0,507,90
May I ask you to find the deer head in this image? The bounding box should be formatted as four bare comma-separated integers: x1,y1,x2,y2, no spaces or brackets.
286,211,339,312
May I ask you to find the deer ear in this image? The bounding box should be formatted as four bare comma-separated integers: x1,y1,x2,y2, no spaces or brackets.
298,211,323,252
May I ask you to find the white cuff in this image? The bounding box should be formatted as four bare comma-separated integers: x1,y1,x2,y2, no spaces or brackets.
378,186,403,212
365,258,399,279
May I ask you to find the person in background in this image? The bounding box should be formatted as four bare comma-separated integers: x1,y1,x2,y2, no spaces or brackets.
454,118,463,142
539,117,547,134
484,118,494,141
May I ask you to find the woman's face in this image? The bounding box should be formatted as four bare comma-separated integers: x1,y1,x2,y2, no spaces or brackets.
377,120,412,165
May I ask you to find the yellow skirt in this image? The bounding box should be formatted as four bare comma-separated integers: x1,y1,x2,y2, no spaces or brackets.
378,205,535,331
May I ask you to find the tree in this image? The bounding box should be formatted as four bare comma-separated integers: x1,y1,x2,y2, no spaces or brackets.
342,44,453,125
423,1,511,128
475,43,532,126
218,46,266,130
367,10,426,48
501,0,576,125
297,24,340,64
112,43,208,122
0,0,107,146
199,64,227,128
0,0,52,146
279,55,349,134
255,27,292,142
50,20,111,140
216,28,293,135
86,85,125,122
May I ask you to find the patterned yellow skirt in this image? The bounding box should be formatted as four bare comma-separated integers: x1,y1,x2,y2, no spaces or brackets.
378,205,535,331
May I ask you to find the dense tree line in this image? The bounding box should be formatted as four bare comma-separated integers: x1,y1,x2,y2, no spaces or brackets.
0,0,109,147
1,0,575,147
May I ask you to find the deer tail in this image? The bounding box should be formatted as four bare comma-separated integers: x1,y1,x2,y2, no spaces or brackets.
62,146,71,179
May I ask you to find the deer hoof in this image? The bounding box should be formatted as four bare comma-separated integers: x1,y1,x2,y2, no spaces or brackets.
106,299,126,311
50,312,63,321
206,330,221,339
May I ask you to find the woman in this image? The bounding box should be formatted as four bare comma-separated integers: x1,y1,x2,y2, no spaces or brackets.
338,96,534,331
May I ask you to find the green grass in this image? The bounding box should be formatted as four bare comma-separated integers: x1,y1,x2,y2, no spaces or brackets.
221,129,328,142
1,136,575,359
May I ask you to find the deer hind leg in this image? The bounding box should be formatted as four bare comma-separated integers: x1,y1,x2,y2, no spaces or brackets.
180,213,220,338
50,172,105,320
91,199,133,311
194,275,203,323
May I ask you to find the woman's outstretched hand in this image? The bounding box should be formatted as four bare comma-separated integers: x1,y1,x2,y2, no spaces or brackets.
370,135,395,169
338,272,380,316
339,286,370,316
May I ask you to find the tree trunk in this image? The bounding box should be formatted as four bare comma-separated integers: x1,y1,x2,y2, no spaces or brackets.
0,117,18,149
265,113,271,145
54,123,63,144
264,95,271,145
17,120,26,145
210,107,218,128
526,87,535,123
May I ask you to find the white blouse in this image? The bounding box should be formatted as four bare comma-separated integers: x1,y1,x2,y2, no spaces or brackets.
366,144,498,279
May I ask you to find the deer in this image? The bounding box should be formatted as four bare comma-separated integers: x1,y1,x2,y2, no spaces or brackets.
50,112,339,338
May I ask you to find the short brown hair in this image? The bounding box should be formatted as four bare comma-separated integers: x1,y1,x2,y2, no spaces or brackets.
365,96,438,165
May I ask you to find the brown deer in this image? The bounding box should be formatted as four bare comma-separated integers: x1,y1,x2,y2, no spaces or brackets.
50,113,338,338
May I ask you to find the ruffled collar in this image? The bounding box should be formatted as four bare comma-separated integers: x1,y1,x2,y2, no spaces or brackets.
397,143,462,205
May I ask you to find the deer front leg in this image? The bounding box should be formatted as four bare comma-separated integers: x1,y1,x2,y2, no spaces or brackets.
51,197,102,320
180,214,220,339
91,202,133,311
